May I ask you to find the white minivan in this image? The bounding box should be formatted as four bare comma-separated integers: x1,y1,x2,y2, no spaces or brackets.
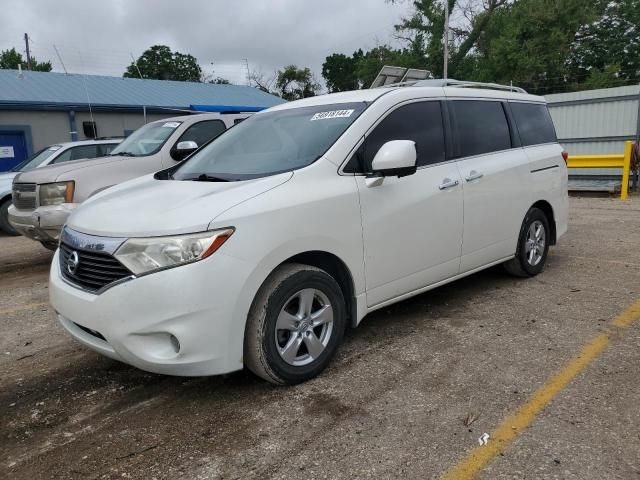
49,80,568,385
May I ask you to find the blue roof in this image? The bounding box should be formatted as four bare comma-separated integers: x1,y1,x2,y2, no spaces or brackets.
0,70,285,112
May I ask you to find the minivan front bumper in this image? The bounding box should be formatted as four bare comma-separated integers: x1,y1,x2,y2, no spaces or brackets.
49,248,254,376
8,203,76,244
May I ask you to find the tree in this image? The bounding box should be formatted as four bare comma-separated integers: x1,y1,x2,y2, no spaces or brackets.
472,0,601,94
275,65,321,100
124,45,201,82
322,45,425,92
393,0,510,78
0,47,52,71
322,52,361,92
567,0,640,88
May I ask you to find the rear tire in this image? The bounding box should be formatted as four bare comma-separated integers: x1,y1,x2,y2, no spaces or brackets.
0,199,19,236
504,207,550,277
244,263,346,385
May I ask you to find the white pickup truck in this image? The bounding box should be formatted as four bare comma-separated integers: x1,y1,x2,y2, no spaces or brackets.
9,112,248,248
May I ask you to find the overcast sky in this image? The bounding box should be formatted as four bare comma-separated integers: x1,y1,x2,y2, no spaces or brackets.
1,0,413,89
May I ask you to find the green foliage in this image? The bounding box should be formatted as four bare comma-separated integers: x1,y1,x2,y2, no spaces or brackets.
323,0,639,94
0,47,52,72
567,0,640,86
124,45,202,82
322,46,425,92
472,0,600,94
275,65,320,100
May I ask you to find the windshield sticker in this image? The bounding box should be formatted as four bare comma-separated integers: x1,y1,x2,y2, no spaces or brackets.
310,109,354,121
161,122,181,128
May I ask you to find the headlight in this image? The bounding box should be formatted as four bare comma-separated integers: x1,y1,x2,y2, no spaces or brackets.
114,228,234,275
40,181,74,206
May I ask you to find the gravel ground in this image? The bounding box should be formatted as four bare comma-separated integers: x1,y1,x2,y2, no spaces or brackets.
1,196,639,480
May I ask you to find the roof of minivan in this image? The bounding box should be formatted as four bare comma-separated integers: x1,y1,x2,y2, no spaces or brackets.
265,85,545,112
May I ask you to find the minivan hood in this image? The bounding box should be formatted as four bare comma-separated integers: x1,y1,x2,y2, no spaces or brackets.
13,155,130,183
67,172,293,237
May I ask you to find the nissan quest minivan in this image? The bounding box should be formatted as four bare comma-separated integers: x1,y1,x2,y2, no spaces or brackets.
49,80,568,385
9,112,249,249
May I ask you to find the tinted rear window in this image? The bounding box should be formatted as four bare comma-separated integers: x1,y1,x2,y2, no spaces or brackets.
510,102,557,146
451,100,511,157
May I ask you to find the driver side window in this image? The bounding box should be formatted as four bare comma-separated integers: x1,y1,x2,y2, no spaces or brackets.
344,101,446,173
176,120,226,150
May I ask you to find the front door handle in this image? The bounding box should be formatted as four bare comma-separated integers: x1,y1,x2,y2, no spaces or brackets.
465,170,484,182
438,178,459,190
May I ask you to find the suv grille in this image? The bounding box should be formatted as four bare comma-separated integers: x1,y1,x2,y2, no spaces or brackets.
12,183,37,210
59,242,133,292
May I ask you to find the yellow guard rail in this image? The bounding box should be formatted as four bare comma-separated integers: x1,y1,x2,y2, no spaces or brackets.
567,141,633,200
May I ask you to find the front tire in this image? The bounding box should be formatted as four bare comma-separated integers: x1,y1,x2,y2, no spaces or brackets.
244,263,346,385
0,199,19,236
504,207,550,277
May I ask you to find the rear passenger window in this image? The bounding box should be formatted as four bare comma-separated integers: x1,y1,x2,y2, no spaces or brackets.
510,103,557,146
346,101,445,173
451,100,511,157
53,145,99,163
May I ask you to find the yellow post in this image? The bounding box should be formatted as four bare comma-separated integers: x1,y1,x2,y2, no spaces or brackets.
621,141,632,200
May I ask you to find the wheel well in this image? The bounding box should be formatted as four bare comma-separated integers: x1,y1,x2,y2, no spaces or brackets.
1,194,11,206
282,251,357,328
531,200,556,245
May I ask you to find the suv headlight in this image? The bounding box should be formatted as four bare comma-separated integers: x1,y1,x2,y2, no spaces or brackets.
40,181,74,206
114,228,234,275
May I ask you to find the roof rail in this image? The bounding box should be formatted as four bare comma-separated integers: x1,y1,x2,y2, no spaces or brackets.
414,78,527,94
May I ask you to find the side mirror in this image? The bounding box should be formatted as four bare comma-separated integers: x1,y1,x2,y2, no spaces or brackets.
171,141,198,161
369,140,417,178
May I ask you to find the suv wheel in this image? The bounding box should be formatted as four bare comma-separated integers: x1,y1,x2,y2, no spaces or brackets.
504,207,550,277
244,263,346,385
0,199,19,236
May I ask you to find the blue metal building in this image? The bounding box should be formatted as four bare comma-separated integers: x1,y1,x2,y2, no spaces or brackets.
0,69,284,171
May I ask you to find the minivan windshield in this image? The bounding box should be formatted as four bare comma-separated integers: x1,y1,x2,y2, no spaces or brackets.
110,121,181,157
11,145,62,172
172,103,367,181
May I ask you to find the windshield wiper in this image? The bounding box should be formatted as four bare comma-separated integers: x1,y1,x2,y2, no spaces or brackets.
188,174,230,182
109,151,137,157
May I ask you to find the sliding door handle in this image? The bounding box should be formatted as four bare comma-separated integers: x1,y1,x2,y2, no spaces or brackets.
438,178,459,190
465,170,484,182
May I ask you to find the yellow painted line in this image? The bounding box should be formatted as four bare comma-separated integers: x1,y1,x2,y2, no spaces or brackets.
442,299,640,480
0,302,49,317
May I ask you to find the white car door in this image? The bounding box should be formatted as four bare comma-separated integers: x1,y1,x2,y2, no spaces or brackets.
351,100,464,308
449,99,532,272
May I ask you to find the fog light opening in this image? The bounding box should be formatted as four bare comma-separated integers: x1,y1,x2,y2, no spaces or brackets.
169,334,181,354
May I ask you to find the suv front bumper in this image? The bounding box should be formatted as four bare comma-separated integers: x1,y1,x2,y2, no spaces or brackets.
8,203,77,244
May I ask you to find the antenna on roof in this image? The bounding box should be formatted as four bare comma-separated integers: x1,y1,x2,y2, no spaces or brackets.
53,45,68,74
129,53,144,79
129,53,148,123
17,64,23,79
78,51,97,138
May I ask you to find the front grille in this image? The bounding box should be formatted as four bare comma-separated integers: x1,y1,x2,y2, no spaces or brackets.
59,242,133,293
12,183,37,210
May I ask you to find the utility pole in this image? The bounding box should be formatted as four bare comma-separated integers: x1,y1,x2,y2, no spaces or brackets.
24,33,32,70
443,1,449,80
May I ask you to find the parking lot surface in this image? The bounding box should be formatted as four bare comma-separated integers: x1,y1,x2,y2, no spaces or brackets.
1,196,639,480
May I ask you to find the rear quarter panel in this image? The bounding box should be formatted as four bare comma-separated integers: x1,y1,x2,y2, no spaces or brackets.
522,143,569,240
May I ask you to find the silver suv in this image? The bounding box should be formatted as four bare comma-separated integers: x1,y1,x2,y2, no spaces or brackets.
9,113,248,248
1,139,121,235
